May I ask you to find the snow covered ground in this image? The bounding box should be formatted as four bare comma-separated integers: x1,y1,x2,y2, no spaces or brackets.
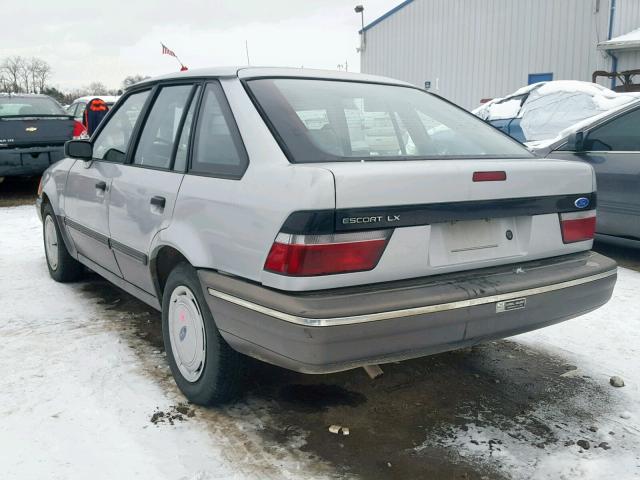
421,266,640,479
1,204,639,479
0,205,332,480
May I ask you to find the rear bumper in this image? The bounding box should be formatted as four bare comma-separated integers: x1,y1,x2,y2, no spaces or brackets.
198,251,617,373
0,145,65,177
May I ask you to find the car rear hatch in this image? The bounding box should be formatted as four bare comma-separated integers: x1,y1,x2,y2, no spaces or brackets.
328,156,594,263
262,158,596,290
244,74,598,291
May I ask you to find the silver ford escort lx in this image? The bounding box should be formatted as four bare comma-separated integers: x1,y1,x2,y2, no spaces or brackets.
36,67,617,405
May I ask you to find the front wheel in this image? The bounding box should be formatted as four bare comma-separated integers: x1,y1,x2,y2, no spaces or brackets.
162,263,247,405
42,203,83,282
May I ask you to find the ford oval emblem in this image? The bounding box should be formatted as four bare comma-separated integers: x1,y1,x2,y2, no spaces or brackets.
574,197,590,209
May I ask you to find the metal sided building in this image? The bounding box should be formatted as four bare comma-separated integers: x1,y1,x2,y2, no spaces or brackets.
359,0,640,109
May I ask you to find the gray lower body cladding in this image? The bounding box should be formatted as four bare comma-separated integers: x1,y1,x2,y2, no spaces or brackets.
198,251,616,373
0,145,65,177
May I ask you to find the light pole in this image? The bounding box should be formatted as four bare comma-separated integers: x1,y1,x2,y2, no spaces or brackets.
355,5,365,52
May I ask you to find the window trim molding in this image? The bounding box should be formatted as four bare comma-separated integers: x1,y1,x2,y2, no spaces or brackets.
170,84,202,172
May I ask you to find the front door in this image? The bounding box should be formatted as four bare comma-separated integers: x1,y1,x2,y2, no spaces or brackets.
64,160,120,274
63,90,151,274
108,84,199,294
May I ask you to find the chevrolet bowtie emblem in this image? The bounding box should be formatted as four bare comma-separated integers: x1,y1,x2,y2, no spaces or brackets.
25,127,38,132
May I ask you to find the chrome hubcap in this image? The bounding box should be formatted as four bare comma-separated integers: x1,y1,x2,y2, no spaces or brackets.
44,215,59,271
168,286,206,382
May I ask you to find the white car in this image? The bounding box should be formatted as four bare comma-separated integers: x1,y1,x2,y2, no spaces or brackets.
66,95,120,123
37,67,616,405
473,80,640,143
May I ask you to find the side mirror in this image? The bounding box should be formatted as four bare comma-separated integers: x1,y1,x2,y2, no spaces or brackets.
565,131,585,152
65,140,93,160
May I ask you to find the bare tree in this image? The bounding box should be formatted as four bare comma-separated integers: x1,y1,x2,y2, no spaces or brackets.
1,56,25,92
30,57,52,93
86,81,109,95
0,56,52,93
122,74,151,89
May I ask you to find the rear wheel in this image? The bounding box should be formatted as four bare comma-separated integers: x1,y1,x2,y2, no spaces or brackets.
42,203,83,282
162,263,247,405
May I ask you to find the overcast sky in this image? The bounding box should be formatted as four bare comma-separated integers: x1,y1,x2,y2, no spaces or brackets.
3,1,399,91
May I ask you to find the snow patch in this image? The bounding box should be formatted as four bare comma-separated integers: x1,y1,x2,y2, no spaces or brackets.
417,266,640,479
0,205,331,480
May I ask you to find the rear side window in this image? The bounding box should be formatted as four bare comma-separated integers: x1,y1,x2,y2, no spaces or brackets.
247,78,531,163
190,82,248,178
92,90,149,162
133,84,193,169
585,107,640,151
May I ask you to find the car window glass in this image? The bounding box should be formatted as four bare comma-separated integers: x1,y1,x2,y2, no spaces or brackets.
191,82,247,177
247,78,530,163
92,91,149,162
585,108,640,151
0,96,66,116
173,86,200,172
133,85,192,169
76,102,86,119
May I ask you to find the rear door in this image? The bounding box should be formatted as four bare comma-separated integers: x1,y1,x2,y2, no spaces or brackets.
107,83,199,294
64,90,150,274
551,106,640,240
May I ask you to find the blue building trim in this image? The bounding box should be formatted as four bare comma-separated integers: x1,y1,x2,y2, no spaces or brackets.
528,73,553,84
359,0,415,33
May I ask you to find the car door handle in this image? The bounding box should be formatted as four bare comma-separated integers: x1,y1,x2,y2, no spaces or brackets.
150,196,166,209
95,181,107,191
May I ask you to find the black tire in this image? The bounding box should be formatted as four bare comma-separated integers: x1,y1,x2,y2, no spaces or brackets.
42,203,83,282
162,262,247,405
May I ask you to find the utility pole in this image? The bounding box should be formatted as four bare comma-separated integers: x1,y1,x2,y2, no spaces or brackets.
355,5,365,52
245,40,250,66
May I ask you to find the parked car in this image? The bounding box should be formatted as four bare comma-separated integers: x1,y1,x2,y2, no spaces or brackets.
527,99,640,246
0,93,83,181
37,67,617,405
66,95,119,123
473,81,640,143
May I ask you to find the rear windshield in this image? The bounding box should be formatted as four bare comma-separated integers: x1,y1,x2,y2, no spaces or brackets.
0,96,67,117
247,78,532,163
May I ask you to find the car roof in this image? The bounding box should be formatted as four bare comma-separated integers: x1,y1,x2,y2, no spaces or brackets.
72,95,120,103
0,93,55,99
131,66,414,89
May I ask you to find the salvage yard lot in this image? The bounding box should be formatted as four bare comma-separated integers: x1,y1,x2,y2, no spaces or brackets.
1,193,639,479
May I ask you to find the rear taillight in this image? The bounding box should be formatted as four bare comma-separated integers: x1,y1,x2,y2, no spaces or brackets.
264,230,392,276
560,211,596,243
37,177,43,197
72,121,87,139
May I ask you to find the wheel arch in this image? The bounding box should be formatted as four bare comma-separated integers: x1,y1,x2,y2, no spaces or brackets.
150,244,193,301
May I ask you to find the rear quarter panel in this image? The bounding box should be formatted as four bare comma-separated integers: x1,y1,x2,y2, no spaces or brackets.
40,157,76,217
